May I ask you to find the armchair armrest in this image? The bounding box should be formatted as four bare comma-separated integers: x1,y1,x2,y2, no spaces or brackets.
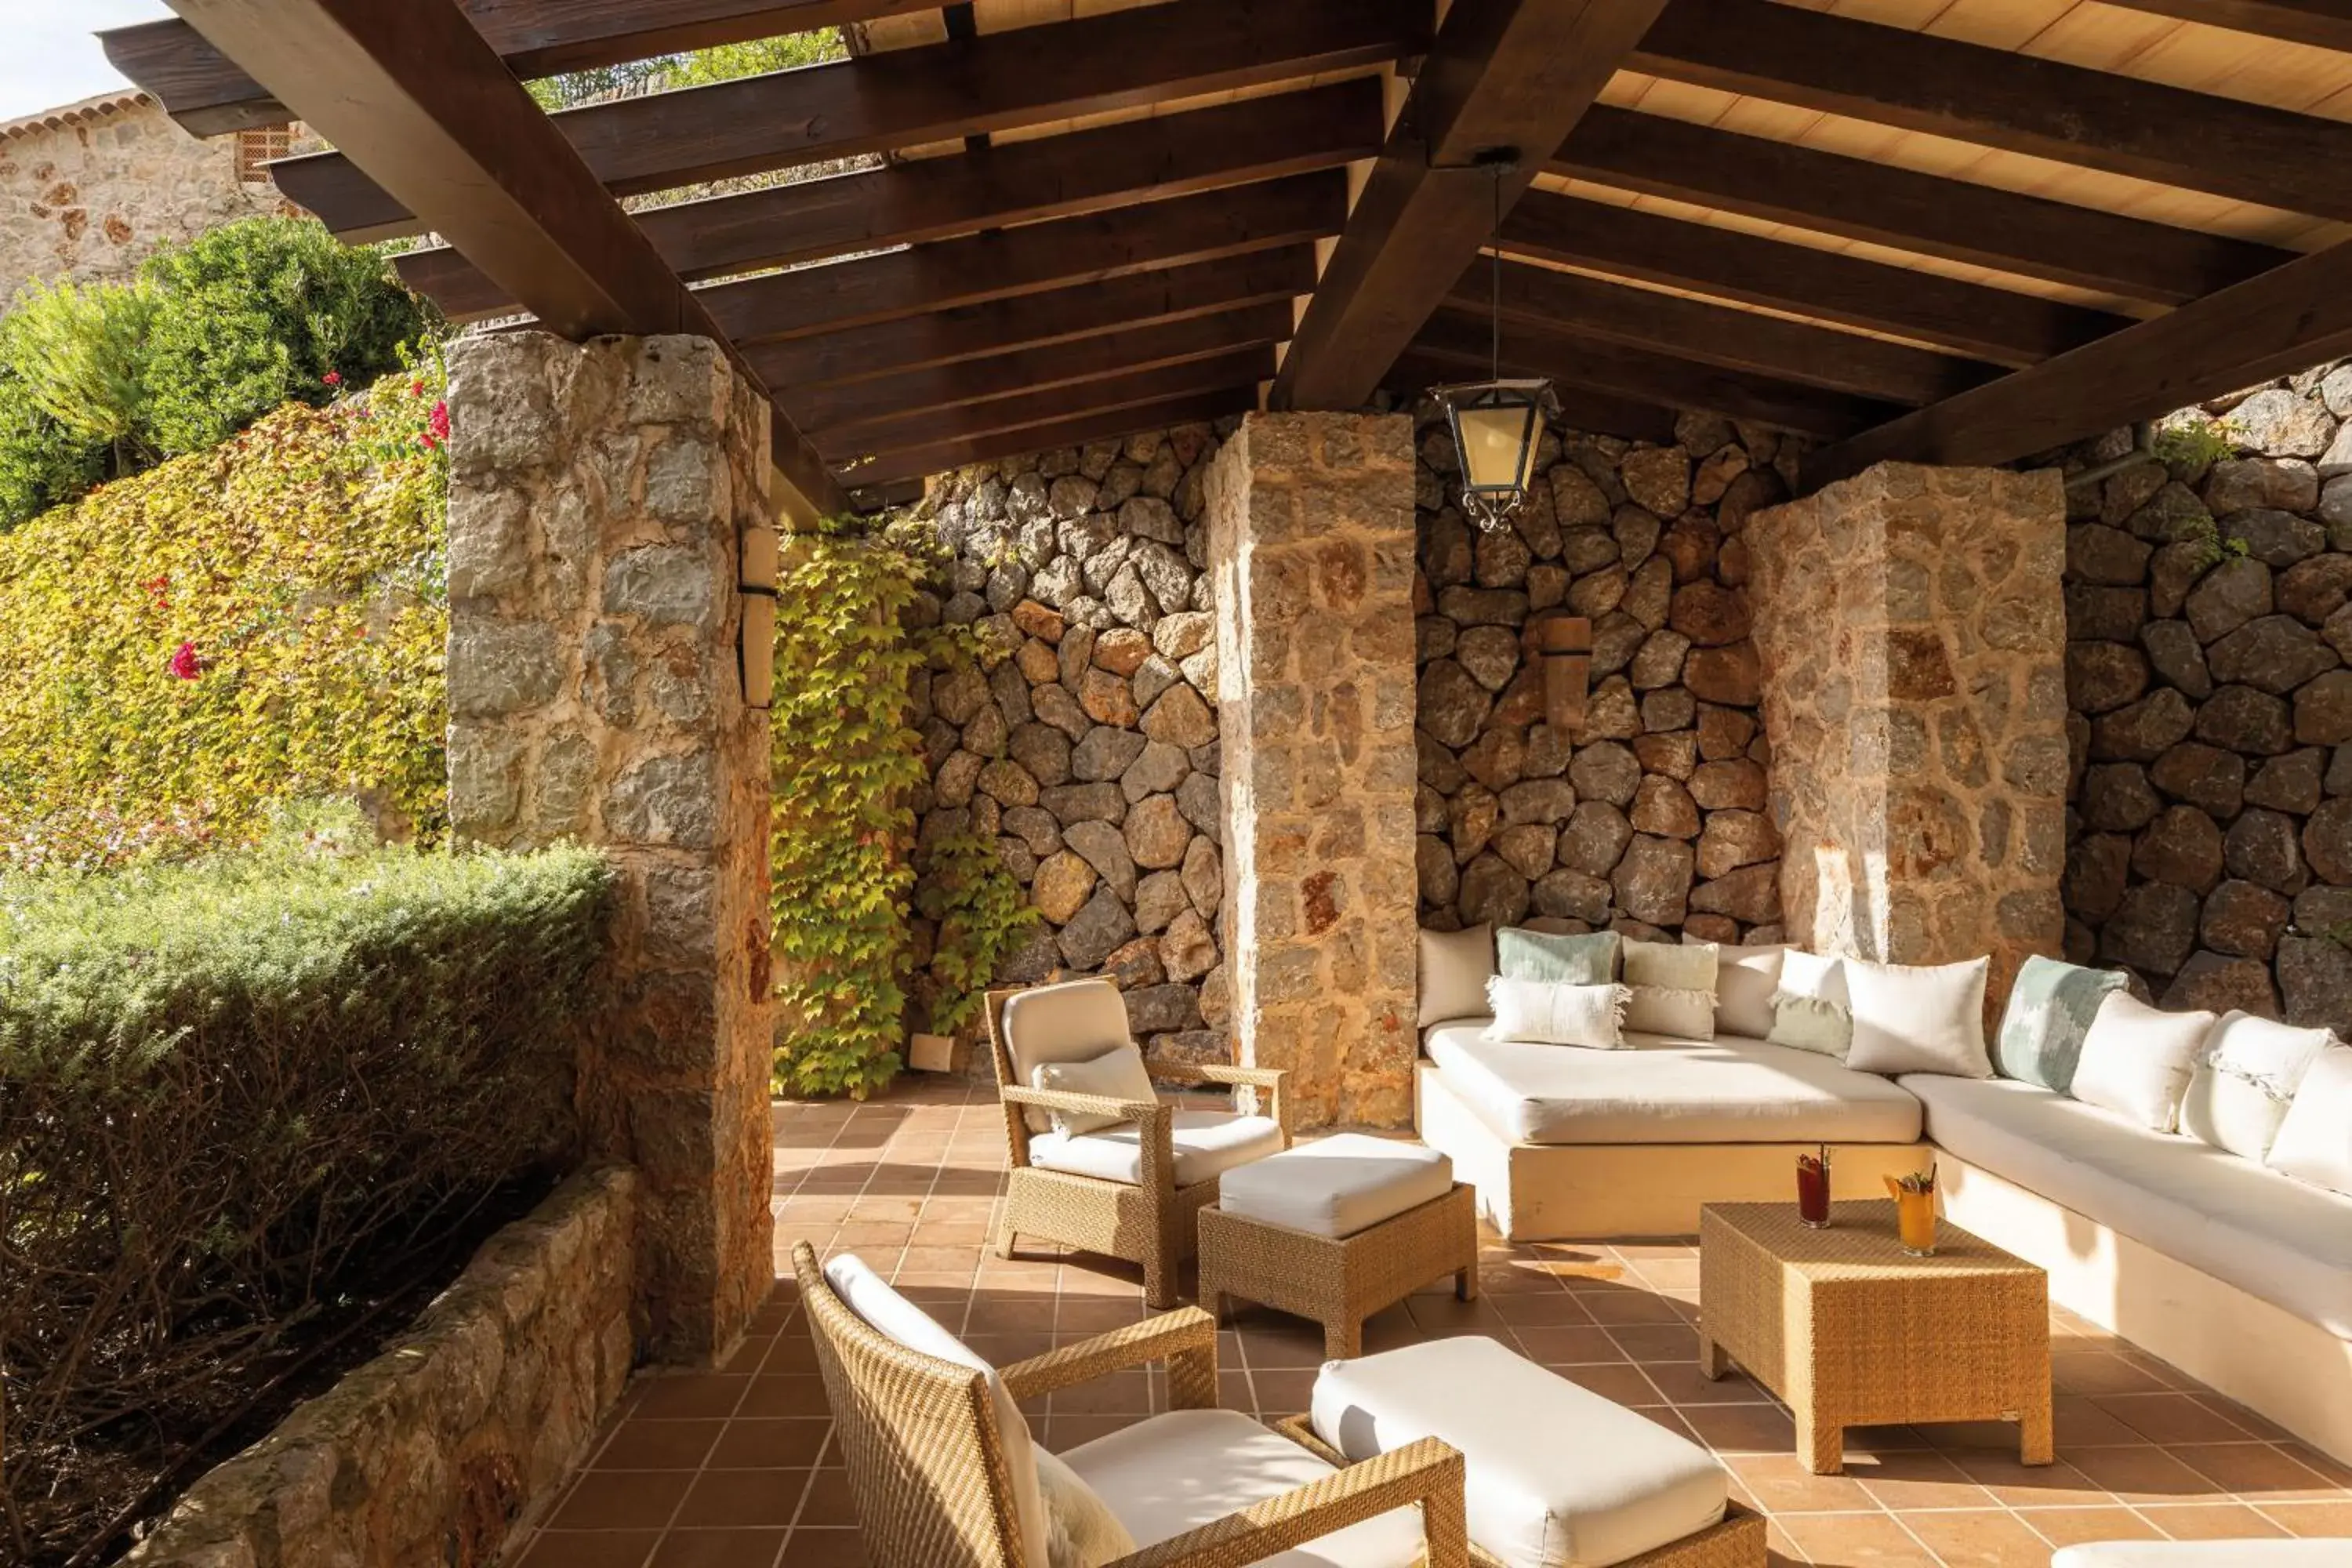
1104,1436,1468,1568
1144,1061,1291,1142
1000,1305,1216,1409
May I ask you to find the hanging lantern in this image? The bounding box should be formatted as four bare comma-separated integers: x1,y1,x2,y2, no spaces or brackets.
1435,376,1554,532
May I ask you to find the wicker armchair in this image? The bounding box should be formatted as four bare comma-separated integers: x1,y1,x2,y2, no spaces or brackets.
794,1241,1470,1568
985,979,1291,1308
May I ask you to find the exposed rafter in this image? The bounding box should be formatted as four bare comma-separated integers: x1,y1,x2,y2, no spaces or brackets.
2100,0,2352,54
1271,0,1669,412
844,390,1258,488
266,0,1428,243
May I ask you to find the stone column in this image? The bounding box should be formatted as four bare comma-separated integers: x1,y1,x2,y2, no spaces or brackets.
445,332,775,1364
1748,462,2068,1011
1206,413,1419,1128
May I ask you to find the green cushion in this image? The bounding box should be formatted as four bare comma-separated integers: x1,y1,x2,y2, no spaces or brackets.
1995,954,2129,1091
1497,927,1620,985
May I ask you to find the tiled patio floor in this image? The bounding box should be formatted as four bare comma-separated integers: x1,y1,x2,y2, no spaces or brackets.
513,1079,2352,1568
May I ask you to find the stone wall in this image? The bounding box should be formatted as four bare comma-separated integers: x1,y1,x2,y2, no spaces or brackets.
0,97,295,302
125,1168,640,1568
2063,365,2352,1027
914,425,1233,1065
1749,463,2070,1012
1413,410,1791,946
445,333,775,1363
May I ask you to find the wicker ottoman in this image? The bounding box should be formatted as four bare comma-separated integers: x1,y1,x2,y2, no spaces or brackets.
1197,1134,1476,1358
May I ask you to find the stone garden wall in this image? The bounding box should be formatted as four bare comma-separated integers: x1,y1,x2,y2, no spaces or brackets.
1412,409,1791,946
913,424,1234,1066
2063,365,2352,1028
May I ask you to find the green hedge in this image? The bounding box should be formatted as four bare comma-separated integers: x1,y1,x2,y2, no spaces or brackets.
0,818,614,1559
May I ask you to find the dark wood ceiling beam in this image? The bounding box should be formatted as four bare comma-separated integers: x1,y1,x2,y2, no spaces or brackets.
154,0,847,519
1271,0,1670,412
826,346,1273,462
2100,0,2352,53
842,388,1258,488
1552,106,2290,307
397,78,1382,321
1806,238,2352,487
1385,351,1679,444
263,0,1428,242
104,1,944,136
802,302,1294,437
704,172,1345,347
1463,257,2004,406
1415,309,1899,440
1501,189,2129,369
1632,0,2352,222
750,246,1319,391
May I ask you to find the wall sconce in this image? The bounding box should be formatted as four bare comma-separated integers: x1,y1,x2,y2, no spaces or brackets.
740,524,779,710
1532,612,1592,733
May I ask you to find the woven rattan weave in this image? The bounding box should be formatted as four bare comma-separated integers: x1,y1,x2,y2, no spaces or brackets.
985,985,1290,1308
1199,1182,1479,1358
793,1240,1473,1568
1697,1201,2054,1475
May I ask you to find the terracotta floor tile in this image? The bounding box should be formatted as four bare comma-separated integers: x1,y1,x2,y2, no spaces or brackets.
1722,1454,1880,1514
1580,1289,1691,1325
514,1529,662,1567
791,1469,859,1529
2069,1445,2230,1505
648,1527,790,1567
2260,1500,2352,1536
674,1470,811,1530
2142,1502,2289,1540
738,1375,830,1419
631,1374,753,1421
709,1420,831,1470
2173,1441,2347,1501
593,1418,728,1471
1554,1361,1664,1405
1486,1290,1596,1325
1609,1323,1701,1363
1897,1508,2053,1567
2093,1391,2259,1445
2023,1507,2165,1548
1947,1454,2112,1511
1774,1510,1934,1565
1847,1450,1998,1513
1511,1323,1626,1364
2051,1395,2151,1449
779,1528,868,1566
2052,1351,2172,1397
1643,1360,1770,1406
1678,1402,1800,1454
545,1469,695,1530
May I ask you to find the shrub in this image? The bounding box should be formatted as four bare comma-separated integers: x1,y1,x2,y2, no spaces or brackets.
0,276,158,474
0,816,615,1559
0,364,448,870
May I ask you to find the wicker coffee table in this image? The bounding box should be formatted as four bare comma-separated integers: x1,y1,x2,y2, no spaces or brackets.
1697,1200,2053,1475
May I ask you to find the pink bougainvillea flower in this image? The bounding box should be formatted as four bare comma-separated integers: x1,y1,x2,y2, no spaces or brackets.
429,401,450,442
167,641,201,681
323,370,342,387
411,379,426,397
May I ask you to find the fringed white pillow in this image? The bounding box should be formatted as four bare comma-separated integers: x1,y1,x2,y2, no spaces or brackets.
1483,976,1631,1049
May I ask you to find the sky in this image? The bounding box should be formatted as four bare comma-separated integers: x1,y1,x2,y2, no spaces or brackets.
0,1,171,124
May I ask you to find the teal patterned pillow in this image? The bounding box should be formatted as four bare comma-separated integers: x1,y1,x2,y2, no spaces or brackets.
1497,927,1621,985
1996,955,2129,1091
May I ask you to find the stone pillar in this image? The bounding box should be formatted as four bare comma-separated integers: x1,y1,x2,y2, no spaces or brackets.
445,332,775,1364
1206,413,1419,1128
1748,461,2068,1012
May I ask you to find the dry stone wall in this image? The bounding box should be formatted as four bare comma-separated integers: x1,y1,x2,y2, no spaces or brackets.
2063,364,2352,1029
1412,409,1791,946
913,424,1234,1065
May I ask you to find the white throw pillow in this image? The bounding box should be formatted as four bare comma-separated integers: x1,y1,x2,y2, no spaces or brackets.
1484,977,1630,1049
1032,1044,1157,1137
1767,949,1852,1058
1625,938,1717,1039
1708,942,1788,1039
2183,1011,2335,1163
2070,992,2213,1133
1842,956,1993,1078
827,1254,1047,1568
2268,1044,2352,1197
1035,1448,1137,1568
1419,923,1495,1027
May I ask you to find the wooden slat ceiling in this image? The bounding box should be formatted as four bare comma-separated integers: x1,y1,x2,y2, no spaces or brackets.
117,0,2352,509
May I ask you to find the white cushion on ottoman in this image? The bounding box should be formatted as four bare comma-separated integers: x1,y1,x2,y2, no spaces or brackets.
1218,1134,1454,1239
2053,1544,2352,1566
1310,1335,1727,1568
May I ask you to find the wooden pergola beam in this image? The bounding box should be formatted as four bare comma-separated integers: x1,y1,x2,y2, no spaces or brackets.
2100,0,2352,54
1501,190,2129,369
1553,107,2291,307
155,0,848,520
842,389,1258,489
1807,238,2352,487
1271,0,1669,412
1633,0,2352,222
265,0,1428,243
397,78,1383,321
104,1,943,135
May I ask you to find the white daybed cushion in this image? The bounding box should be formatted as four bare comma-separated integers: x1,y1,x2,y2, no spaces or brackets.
1485,977,1630,1048
2069,993,2212,1134
1420,924,1496,1028
2182,1011,2335,1163
2269,1044,2352,1197
1029,1109,1283,1187
827,1253,1049,1568
1311,1335,1727,1568
1033,1044,1158,1136
1423,1023,1925,1146
1903,1073,2352,1341
1705,942,1788,1040
1003,978,1135,1132
1061,1407,1426,1568
2053,1543,2352,1566
1218,1134,1454,1239
1842,956,1993,1078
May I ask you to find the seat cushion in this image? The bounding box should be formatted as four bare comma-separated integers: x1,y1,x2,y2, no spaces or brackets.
1903,1073,2352,1340
1001,978,1136,1133
1420,923,1495,1028
1423,1024,1925,1145
1218,1133,1454,1239
1029,1110,1284,1187
1059,1407,1427,1568
1311,1336,1727,1568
